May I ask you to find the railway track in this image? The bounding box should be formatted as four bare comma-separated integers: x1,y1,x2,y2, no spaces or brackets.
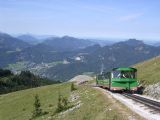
123,93,160,112
95,86,160,119
96,86,160,114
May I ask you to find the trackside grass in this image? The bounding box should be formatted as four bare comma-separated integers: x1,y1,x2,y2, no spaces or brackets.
0,82,143,120
133,56,160,85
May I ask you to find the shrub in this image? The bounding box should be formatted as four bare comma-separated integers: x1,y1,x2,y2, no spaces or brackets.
32,94,42,118
0,69,13,77
71,83,77,91
55,93,70,113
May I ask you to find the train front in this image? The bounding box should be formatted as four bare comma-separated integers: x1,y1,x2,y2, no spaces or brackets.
110,67,139,92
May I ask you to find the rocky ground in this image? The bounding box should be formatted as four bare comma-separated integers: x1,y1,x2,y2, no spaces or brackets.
69,75,94,85
143,82,160,100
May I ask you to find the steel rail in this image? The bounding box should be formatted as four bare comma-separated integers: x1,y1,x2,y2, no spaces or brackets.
123,94,160,111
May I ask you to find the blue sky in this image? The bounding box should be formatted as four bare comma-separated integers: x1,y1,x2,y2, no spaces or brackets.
0,0,160,40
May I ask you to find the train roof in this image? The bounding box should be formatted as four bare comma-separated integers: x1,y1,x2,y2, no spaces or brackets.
112,67,137,71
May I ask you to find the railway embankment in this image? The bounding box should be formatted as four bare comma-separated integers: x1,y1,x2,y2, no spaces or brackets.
134,56,160,100
96,87,160,120
143,82,160,100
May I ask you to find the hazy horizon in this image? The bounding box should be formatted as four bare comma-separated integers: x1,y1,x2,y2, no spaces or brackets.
5,32,158,43
0,31,159,43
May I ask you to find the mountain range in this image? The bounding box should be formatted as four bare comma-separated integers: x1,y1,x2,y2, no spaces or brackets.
0,33,30,51
1,32,160,81
17,34,40,45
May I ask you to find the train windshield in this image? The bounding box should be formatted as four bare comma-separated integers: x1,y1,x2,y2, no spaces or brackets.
112,70,136,79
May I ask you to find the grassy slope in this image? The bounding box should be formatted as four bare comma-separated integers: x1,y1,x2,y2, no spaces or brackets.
0,81,143,120
0,83,70,120
134,56,160,85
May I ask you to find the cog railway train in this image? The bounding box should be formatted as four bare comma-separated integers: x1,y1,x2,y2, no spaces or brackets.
96,67,139,92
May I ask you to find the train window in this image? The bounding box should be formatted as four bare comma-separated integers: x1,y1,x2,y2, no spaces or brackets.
102,75,106,80
113,71,121,78
104,73,108,79
97,73,110,80
121,71,136,78
113,71,136,78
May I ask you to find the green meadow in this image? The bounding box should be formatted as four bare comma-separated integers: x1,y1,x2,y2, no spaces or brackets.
134,56,160,85
0,81,142,120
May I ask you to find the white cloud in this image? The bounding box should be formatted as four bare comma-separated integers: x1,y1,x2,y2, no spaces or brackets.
119,13,143,21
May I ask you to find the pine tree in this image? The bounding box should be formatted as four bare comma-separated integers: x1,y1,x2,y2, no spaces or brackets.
55,92,69,113
57,93,63,112
32,94,42,117
71,83,76,91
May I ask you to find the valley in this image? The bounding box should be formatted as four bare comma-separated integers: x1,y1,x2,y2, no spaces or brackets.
1,33,160,81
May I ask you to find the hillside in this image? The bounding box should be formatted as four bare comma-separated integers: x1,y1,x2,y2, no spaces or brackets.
42,36,96,52
0,81,143,120
17,34,40,45
134,56,160,85
0,69,58,94
0,33,31,51
133,56,160,99
0,33,31,67
45,39,160,81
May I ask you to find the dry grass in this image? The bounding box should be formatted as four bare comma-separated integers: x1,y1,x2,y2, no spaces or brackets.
133,56,160,85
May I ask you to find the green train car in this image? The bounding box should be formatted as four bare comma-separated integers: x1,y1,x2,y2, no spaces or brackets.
96,67,139,92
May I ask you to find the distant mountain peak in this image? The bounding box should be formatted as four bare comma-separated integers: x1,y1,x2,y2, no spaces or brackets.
17,34,40,45
42,35,96,52
18,34,37,40
114,39,144,47
0,32,12,38
0,32,31,53
127,39,144,44
62,35,76,40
